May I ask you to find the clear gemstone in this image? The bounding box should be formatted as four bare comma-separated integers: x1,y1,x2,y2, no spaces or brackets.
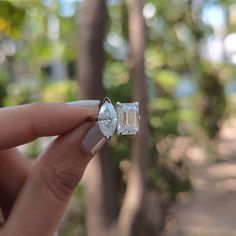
98,101,117,139
116,102,139,135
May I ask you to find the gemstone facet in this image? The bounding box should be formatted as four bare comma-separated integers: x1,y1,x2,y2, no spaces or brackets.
116,102,139,135
98,99,118,139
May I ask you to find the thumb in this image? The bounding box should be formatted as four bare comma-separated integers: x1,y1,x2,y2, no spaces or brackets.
3,121,106,236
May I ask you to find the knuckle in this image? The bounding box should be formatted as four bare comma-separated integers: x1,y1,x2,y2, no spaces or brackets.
41,162,80,202
26,102,44,137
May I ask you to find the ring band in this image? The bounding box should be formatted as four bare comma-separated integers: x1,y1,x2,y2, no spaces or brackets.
81,97,140,155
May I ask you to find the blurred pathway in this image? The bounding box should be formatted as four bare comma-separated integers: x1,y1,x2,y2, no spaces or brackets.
163,118,236,236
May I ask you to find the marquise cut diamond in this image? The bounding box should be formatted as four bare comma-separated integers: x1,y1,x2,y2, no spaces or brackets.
98,100,117,139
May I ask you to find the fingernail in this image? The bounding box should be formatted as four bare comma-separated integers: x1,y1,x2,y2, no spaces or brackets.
66,100,100,107
80,123,107,155
53,231,59,236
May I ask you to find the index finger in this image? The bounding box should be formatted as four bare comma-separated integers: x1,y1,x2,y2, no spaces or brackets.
0,101,99,150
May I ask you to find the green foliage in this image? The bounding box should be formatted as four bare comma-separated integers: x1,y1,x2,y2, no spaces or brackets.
150,68,180,136
0,69,8,106
3,79,78,106
4,80,41,106
106,81,131,103
155,70,179,94
198,67,226,137
24,139,42,159
42,80,78,103
0,1,25,38
104,61,129,88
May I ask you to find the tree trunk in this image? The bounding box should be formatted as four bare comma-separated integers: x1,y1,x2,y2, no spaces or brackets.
76,1,116,235
116,0,150,235
77,0,106,100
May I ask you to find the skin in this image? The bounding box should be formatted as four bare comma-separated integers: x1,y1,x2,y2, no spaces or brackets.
0,102,99,236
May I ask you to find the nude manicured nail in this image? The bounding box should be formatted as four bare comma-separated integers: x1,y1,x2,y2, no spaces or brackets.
53,231,59,236
80,123,107,155
66,100,100,107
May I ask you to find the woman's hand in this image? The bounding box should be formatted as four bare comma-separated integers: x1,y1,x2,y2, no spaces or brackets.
0,102,100,236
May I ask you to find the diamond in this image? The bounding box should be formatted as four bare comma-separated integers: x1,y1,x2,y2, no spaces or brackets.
116,102,139,135
98,99,117,139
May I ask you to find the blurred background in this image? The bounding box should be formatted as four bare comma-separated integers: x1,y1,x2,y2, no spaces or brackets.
1,0,236,235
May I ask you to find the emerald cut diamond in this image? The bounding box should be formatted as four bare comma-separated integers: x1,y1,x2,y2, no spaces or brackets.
116,102,139,135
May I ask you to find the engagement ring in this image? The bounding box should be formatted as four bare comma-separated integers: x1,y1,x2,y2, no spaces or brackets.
81,97,140,155
98,97,140,139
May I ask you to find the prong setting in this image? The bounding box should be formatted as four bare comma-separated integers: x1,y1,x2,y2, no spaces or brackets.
97,98,140,139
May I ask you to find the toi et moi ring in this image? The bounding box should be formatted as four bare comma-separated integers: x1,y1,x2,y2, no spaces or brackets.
81,97,140,155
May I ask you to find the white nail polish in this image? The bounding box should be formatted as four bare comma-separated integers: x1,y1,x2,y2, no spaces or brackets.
66,100,100,107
